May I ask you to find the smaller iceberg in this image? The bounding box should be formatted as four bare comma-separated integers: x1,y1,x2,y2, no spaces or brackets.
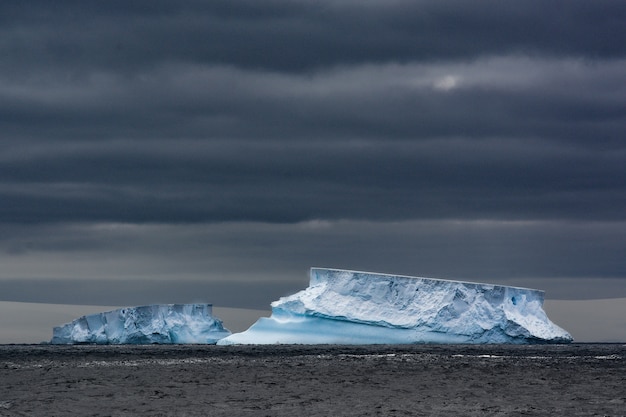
51,304,231,344
218,268,573,345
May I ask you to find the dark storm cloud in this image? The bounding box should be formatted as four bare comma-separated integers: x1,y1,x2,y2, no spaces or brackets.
2,57,625,223
1,136,625,223
1,0,625,306
6,58,625,144
1,0,625,75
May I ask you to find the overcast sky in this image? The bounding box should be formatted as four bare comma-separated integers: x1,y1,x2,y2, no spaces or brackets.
1,0,625,310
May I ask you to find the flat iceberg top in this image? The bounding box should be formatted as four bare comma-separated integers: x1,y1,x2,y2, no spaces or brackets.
311,267,543,293
219,268,572,345
51,304,231,345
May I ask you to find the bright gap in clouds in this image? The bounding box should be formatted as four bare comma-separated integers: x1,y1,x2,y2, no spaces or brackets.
433,75,459,91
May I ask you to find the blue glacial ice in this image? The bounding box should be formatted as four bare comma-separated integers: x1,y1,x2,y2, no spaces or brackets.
218,268,573,345
51,304,231,344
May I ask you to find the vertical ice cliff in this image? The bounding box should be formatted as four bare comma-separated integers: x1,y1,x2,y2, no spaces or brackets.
218,268,572,345
51,304,231,344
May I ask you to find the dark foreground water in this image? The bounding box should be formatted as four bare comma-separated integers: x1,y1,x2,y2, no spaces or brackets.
1,344,624,416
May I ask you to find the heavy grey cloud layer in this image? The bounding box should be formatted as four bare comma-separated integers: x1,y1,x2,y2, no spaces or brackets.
1,0,625,306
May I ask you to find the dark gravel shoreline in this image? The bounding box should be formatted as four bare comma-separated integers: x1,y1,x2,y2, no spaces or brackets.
1,344,624,416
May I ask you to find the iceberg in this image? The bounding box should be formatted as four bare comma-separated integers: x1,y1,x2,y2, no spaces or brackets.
51,304,231,344
218,268,572,345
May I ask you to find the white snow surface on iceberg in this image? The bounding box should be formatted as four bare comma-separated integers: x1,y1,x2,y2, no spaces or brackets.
51,304,231,344
218,268,572,345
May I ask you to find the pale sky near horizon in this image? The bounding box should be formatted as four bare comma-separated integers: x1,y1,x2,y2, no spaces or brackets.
1,0,625,337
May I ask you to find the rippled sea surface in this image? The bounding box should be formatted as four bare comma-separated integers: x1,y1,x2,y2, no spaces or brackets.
1,344,624,416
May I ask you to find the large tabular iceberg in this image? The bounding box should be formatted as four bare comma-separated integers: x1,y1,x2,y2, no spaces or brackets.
51,304,231,344
218,268,572,345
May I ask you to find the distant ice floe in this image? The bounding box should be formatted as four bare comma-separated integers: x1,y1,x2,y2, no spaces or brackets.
218,268,572,345
51,304,230,344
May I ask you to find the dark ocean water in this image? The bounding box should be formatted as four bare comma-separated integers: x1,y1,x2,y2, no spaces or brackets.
1,344,624,416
